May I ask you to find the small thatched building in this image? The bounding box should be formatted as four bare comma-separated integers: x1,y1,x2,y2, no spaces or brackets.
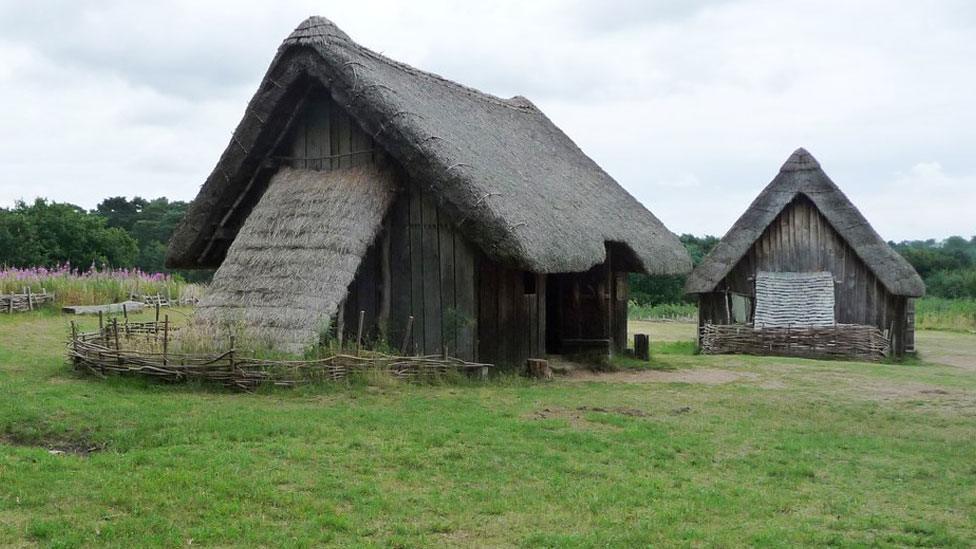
166,16,690,362
685,148,924,358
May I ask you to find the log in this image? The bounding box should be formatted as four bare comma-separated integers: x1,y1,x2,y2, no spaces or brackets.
526,358,552,380
634,333,650,361
63,301,145,315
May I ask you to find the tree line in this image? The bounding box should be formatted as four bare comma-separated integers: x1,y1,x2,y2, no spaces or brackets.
0,197,209,281
629,234,976,305
1,197,973,300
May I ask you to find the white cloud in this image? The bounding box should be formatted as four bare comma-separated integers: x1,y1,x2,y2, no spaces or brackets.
852,162,976,242
0,0,973,241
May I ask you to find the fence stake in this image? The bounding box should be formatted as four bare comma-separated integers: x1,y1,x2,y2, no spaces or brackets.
122,304,129,339
26,286,32,311
400,316,414,355
356,310,365,356
98,310,104,332
229,336,236,370
112,318,122,365
163,314,169,366
70,320,78,355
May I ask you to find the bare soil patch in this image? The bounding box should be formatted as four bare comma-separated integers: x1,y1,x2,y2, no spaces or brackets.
568,367,756,385
916,330,976,370
1,432,104,456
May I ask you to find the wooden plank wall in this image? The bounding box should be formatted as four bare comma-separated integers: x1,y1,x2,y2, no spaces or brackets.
286,91,376,170
477,265,545,366
703,195,909,354
545,257,627,356
355,183,479,360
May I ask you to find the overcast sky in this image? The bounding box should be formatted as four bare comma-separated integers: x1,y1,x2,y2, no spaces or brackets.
1,0,973,241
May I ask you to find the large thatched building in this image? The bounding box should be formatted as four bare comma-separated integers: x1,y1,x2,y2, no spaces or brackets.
166,16,690,362
685,148,924,358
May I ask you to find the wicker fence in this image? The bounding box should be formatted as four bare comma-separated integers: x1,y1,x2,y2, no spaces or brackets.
1,288,53,313
700,323,890,361
67,319,492,390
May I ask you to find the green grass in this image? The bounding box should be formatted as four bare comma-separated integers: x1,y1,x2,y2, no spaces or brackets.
916,297,976,332
627,301,697,320
2,310,976,546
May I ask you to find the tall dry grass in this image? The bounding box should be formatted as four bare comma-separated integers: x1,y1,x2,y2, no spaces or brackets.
0,264,200,308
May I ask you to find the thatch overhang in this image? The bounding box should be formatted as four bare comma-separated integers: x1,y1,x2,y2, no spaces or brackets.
196,166,396,351
165,16,690,276
685,148,925,297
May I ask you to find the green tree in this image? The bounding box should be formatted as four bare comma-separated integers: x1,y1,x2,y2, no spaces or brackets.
0,199,138,268
628,234,720,305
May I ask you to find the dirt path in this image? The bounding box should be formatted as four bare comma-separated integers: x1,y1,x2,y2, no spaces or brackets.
916,330,976,370
567,367,756,385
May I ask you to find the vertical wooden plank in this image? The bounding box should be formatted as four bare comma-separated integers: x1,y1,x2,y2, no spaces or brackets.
439,215,456,356
515,272,530,364
536,274,547,357
335,107,353,169
613,272,628,353
306,94,331,171
288,116,307,169
408,185,425,353
389,192,412,349
478,258,498,364
356,240,379,342
496,266,512,365
527,276,538,358
453,233,477,361
349,115,372,168
421,191,442,354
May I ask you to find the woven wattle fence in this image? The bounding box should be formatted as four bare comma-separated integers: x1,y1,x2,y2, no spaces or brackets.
700,323,890,361
1,289,53,313
67,320,492,390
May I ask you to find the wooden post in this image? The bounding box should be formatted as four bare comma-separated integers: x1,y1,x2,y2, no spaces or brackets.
155,301,161,322
634,333,650,361
336,300,345,351
70,320,78,355
162,314,169,366
122,303,129,339
229,336,236,370
112,318,122,365
26,286,32,311
98,310,104,332
378,229,391,340
6,293,12,314
356,310,365,356
400,316,414,356
442,345,449,360
526,358,552,380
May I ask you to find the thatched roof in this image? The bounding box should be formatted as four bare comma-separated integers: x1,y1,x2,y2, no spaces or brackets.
195,166,396,352
685,148,925,297
166,16,689,275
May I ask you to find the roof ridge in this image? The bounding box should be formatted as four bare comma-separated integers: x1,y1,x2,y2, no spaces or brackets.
285,16,539,113
779,147,821,173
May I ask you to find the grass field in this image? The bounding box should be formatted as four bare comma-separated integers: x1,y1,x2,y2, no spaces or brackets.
1,311,975,547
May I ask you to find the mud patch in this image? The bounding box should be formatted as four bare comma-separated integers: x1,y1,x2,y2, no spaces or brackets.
526,405,656,429
576,405,652,417
1,432,105,456
568,368,755,385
